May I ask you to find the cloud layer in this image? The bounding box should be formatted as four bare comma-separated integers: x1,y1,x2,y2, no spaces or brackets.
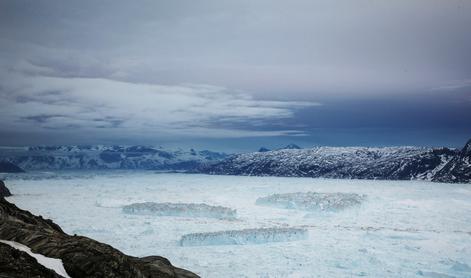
0,0,470,148
0,63,317,141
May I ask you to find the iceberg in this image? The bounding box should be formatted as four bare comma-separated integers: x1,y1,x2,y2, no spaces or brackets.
256,192,366,211
122,202,237,219
179,227,308,246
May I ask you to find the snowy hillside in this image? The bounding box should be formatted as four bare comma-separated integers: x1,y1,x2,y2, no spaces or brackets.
0,145,227,171
204,139,471,183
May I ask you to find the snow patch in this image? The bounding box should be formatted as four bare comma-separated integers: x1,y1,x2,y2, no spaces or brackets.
0,240,71,278
122,202,237,219
256,192,366,211
179,227,308,246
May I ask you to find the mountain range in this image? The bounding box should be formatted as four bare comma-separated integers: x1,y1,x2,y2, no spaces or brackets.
0,140,470,183
203,139,471,183
0,145,227,171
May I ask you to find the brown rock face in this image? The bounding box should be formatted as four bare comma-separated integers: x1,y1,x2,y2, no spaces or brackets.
0,242,63,278
0,198,199,278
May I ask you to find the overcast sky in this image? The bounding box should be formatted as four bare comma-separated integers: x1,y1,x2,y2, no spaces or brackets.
1,0,470,151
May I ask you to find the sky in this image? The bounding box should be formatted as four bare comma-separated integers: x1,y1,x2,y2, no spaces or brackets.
0,0,470,152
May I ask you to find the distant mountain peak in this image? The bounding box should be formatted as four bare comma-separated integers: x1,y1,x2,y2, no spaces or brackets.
258,147,270,152
282,144,301,150
462,139,471,157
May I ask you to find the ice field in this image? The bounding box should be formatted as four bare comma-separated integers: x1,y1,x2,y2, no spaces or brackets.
3,171,471,277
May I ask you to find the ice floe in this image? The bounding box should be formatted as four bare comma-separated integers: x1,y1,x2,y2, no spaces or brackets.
179,227,308,246
256,192,366,211
122,202,237,219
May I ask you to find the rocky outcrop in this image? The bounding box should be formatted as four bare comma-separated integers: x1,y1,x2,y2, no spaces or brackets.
0,195,199,278
0,242,63,278
0,161,24,173
0,180,11,198
433,139,471,183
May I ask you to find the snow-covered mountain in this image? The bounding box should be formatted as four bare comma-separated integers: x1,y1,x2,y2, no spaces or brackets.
204,139,471,183
0,145,227,171
432,139,471,183
1,140,470,183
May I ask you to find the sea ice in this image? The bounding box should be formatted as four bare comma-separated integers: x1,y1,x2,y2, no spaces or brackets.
256,191,366,211
122,202,237,219
4,172,471,278
179,227,308,246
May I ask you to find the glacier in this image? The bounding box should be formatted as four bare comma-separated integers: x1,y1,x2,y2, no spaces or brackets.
256,192,366,211
0,145,227,171
2,172,471,278
179,227,308,246
122,202,237,219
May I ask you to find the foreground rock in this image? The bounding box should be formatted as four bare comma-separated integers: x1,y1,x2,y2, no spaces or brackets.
0,180,11,197
0,242,63,278
0,187,199,278
0,161,24,173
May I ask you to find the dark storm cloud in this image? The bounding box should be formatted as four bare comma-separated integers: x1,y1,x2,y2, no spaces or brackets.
0,0,470,148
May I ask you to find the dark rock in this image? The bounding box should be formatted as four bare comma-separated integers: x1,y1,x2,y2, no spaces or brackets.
0,180,12,198
0,161,24,173
433,139,471,183
0,242,63,278
0,198,199,278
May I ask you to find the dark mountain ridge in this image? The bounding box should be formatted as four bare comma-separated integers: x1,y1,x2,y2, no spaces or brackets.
203,139,471,183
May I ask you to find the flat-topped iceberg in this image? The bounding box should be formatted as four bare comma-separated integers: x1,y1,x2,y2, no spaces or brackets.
256,192,366,211
179,227,308,246
122,202,237,219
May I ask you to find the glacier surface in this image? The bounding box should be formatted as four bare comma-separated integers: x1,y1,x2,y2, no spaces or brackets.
256,192,366,211
2,171,471,278
122,202,237,219
179,227,308,246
